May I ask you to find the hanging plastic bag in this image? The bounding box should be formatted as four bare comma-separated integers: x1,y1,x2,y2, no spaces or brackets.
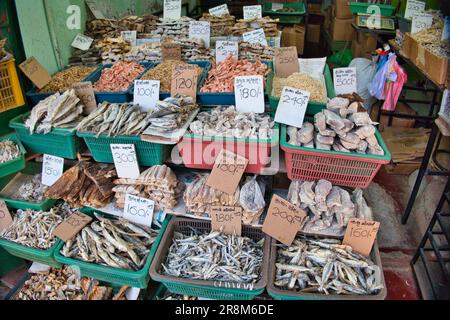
382,57,407,111
368,53,395,100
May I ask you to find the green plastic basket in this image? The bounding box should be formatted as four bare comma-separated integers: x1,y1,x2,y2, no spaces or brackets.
0,238,62,268
263,3,306,24
349,2,396,16
0,106,28,136
0,246,25,276
0,133,26,178
9,113,85,159
267,64,335,114
54,212,171,289
77,131,170,166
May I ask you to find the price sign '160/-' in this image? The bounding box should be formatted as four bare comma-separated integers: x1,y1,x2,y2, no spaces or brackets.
124,194,155,227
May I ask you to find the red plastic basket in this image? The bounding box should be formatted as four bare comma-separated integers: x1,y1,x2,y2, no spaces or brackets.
281,125,391,188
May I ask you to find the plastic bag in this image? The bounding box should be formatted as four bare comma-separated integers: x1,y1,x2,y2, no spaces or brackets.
368,54,391,100
239,176,266,224
349,58,377,111
382,56,407,111
327,49,353,68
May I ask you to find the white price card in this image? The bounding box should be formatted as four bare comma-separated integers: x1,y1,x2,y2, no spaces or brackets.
110,144,140,179
134,80,160,112
189,21,211,49
121,31,137,46
216,40,238,62
71,34,94,51
405,0,426,20
209,4,229,16
234,75,265,113
123,194,155,227
242,29,267,46
126,287,141,301
411,13,433,34
243,5,262,20
275,87,310,128
164,0,182,19
42,154,64,187
333,67,357,95
271,3,284,11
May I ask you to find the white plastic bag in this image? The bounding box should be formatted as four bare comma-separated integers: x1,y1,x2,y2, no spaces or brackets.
349,58,377,111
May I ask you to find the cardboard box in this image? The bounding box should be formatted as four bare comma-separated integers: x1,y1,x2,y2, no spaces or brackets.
330,18,356,41
424,48,449,86
281,25,305,55
357,32,377,52
308,3,322,15
334,0,353,19
351,40,372,59
401,33,412,58
307,24,321,43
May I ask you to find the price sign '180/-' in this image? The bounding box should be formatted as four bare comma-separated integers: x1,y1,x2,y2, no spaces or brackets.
234,75,265,113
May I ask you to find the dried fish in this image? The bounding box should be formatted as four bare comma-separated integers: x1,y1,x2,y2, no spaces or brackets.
200,13,235,36
11,174,49,202
231,17,279,37
272,73,327,103
94,61,145,92
239,41,275,60
152,17,193,40
0,140,20,163
39,66,96,93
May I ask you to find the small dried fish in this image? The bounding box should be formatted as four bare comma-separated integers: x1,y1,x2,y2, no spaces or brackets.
39,66,96,93
12,174,49,202
272,73,327,103
0,140,20,163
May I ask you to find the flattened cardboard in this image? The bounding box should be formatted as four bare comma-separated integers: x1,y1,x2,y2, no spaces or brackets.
210,206,242,236
343,218,380,256
274,46,299,78
53,212,93,242
162,43,182,61
73,82,97,114
19,57,51,89
171,64,198,101
0,200,13,232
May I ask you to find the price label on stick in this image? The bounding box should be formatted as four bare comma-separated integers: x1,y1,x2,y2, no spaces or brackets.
164,0,181,19
171,64,198,101
209,4,229,16
110,144,140,179
134,80,160,112
123,194,155,227
275,87,310,128
411,13,433,34
189,21,211,49
243,5,262,20
19,57,51,89
71,33,94,51
0,200,13,232
206,149,248,195
262,195,307,246
162,42,181,61
274,46,299,77
42,154,64,187
234,75,265,113
333,67,357,95
242,29,267,46
216,40,238,63
53,212,93,242
343,218,380,256
72,81,96,114
210,206,242,236
121,31,137,46
405,0,426,20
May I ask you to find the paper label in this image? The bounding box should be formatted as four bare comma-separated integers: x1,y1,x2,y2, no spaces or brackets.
71,34,94,51
171,64,198,101
53,212,93,242
189,21,211,49
274,46,299,77
298,57,326,76
0,200,13,232
234,75,265,113
121,31,137,46
164,0,182,19
210,206,242,236
72,81,96,114
243,5,262,20
262,195,307,246
209,4,229,16
123,194,155,227
126,287,141,301
412,13,433,34
162,42,182,61
206,149,248,195
271,3,284,11
242,29,268,46
134,80,160,112
275,86,310,128
343,218,380,256
110,144,140,179
405,0,426,20
28,262,51,274
216,40,238,63
19,57,52,89
41,154,64,187
333,67,357,95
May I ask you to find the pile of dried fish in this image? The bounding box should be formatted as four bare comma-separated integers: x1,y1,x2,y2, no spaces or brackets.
94,61,145,92
176,38,213,61
189,106,275,139
60,213,159,271
200,13,235,36
69,43,102,66
96,37,132,64
287,97,384,155
25,90,85,134
162,229,264,284
201,57,269,93
39,66,96,93
113,165,184,210
158,293,198,300
12,174,48,202
274,236,383,295
45,162,117,208
239,41,275,60
272,73,327,103
125,42,161,63
231,17,279,37
411,11,449,58
0,140,20,164
152,17,193,39
275,8,297,13
0,204,72,249
86,16,159,39
287,180,373,236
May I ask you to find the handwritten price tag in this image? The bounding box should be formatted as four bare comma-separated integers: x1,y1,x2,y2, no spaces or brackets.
53,212,93,242
412,13,433,34
171,64,198,101
405,0,426,20
343,218,380,256
210,206,242,236
19,57,51,89
110,144,140,179
189,21,211,49
243,5,262,20
234,75,265,113
242,29,267,46
134,80,160,112
164,0,181,19
71,33,94,51
0,200,13,232
274,46,299,77
333,67,357,95
275,86,310,128
72,81,96,114
41,154,64,187
162,42,182,61
207,149,248,195
121,31,137,46
124,194,155,227
262,195,307,246
209,4,229,16
216,40,238,63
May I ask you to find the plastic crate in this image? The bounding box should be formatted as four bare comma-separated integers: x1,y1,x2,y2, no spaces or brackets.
0,58,25,112
267,64,335,114
267,237,387,300
349,2,396,16
149,217,270,300
0,133,26,178
263,2,306,24
0,246,24,276
280,123,391,188
177,123,280,174
54,212,171,289
77,131,170,166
